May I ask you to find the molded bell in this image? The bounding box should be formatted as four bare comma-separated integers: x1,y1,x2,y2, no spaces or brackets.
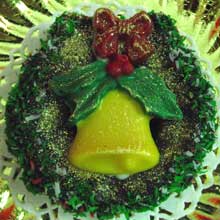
69,90,160,175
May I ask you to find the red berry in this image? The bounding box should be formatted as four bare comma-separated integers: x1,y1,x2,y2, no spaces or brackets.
117,54,129,63
117,54,134,75
106,54,134,77
106,60,122,77
122,61,134,75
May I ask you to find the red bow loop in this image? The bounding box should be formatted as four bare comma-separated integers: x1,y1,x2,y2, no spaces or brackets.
92,29,119,58
126,11,153,36
93,8,119,33
126,35,155,64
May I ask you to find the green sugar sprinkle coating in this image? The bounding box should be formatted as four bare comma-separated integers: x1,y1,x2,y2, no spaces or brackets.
5,12,218,220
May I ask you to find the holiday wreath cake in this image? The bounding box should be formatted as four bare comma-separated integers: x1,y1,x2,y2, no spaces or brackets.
2,4,219,220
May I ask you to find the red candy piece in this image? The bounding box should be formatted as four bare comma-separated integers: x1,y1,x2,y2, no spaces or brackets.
90,212,95,218
0,204,15,220
209,17,220,40
215,17,220,28
31,177,43,185
106,54,134,77
208,197,220,205
30,159,35,171
194,213,213,220
60,201,69,209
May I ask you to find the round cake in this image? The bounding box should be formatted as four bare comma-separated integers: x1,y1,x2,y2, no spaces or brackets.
0,2,220,220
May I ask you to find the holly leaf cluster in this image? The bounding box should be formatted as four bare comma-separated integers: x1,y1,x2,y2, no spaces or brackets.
50,60,183,126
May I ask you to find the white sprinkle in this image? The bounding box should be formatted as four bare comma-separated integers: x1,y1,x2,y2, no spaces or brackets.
184,151,193,157
169,167,175,173
194,137,200,143
161,187,168,194
54,182,61,198
25,114,40,121
56,165,67,176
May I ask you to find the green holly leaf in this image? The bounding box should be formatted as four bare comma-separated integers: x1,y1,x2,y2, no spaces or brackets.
71,78,117,124
50,60,117,125
50,60,107,97
118,67,183,120
50,60,182,126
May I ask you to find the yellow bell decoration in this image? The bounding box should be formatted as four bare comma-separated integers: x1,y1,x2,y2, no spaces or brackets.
69,90,160,175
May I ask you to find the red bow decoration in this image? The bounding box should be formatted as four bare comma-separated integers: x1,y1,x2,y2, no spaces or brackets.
93,8,155,64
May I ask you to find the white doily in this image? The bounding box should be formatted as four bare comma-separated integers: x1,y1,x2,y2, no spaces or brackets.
0,2,220,220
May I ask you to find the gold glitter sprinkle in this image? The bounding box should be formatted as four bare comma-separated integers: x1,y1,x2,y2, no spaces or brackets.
60,31,93,68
